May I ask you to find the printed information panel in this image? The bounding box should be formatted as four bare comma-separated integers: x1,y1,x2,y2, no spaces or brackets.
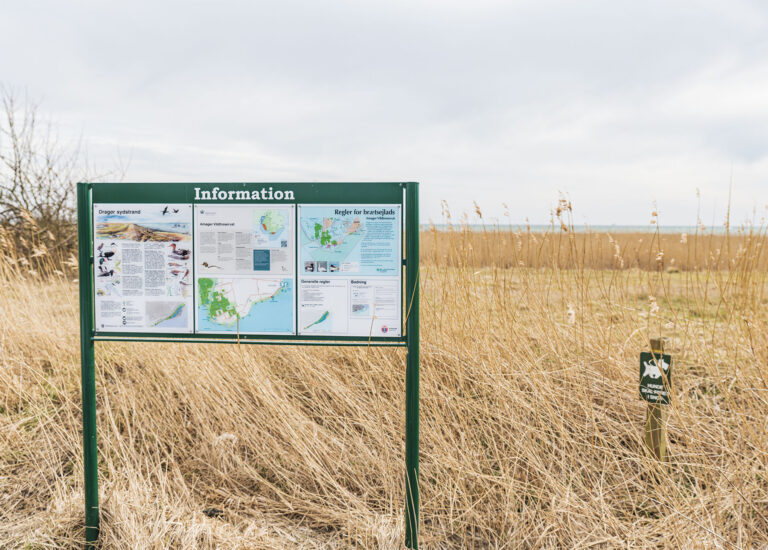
92,196,403,338
194,204,295,335
298,204,402,337
93,203,194,332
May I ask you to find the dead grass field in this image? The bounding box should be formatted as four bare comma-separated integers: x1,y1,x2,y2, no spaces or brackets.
424,224,768,271
2,223,768,548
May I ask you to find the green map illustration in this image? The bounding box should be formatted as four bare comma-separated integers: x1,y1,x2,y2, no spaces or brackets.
300,212,365,265
254,209,288,245
299,205,400,275
197,277,293,333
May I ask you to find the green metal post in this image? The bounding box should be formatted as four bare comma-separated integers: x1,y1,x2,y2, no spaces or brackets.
77,182,100,545
404,182,420,549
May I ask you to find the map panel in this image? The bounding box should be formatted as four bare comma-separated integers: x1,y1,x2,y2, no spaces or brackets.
194,205,295,334
299,205,400,276
298,204,402,337
196,205,293,276
197,277,293,334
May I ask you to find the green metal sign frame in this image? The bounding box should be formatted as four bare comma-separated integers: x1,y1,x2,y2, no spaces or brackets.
77,182,420,548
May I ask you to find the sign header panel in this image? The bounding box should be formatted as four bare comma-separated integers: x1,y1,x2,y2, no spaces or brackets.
91,182,405,205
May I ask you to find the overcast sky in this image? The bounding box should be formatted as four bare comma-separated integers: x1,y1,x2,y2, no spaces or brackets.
2,0,767,225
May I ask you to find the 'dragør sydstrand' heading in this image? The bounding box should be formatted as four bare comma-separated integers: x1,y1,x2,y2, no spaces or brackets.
194,187,295,201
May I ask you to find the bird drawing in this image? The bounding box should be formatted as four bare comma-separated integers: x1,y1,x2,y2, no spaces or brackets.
202,261,222,269
97,269,114,277
162,206,169,215
169,243,190,259
173,208,179,213
170,268,190,279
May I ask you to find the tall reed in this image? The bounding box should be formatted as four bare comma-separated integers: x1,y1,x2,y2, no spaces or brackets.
1,202,767,548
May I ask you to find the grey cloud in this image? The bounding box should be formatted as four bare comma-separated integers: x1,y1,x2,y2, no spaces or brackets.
2,0,767,223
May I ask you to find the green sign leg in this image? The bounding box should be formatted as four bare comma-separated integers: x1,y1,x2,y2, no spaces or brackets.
77,182,100,546
81,334,100,544
404,182,420,549
405,344,419,548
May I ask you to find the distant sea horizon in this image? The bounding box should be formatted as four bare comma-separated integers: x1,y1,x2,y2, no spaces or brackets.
422,224,757,235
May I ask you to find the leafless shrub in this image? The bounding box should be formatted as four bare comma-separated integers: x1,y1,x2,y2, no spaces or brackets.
0,87,112,268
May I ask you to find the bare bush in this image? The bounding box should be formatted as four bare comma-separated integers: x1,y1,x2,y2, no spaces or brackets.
0,87,103,263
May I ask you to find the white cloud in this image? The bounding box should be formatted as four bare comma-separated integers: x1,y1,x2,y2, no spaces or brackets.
1,0,766,224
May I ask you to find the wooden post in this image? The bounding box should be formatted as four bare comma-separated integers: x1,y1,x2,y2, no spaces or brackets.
644,338,667,461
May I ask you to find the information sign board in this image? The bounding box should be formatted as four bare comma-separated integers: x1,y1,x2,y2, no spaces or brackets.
78,182,420,549
89,184,406,341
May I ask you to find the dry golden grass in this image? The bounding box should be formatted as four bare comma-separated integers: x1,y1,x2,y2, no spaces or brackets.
424,224,768,271
2,220,768,548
